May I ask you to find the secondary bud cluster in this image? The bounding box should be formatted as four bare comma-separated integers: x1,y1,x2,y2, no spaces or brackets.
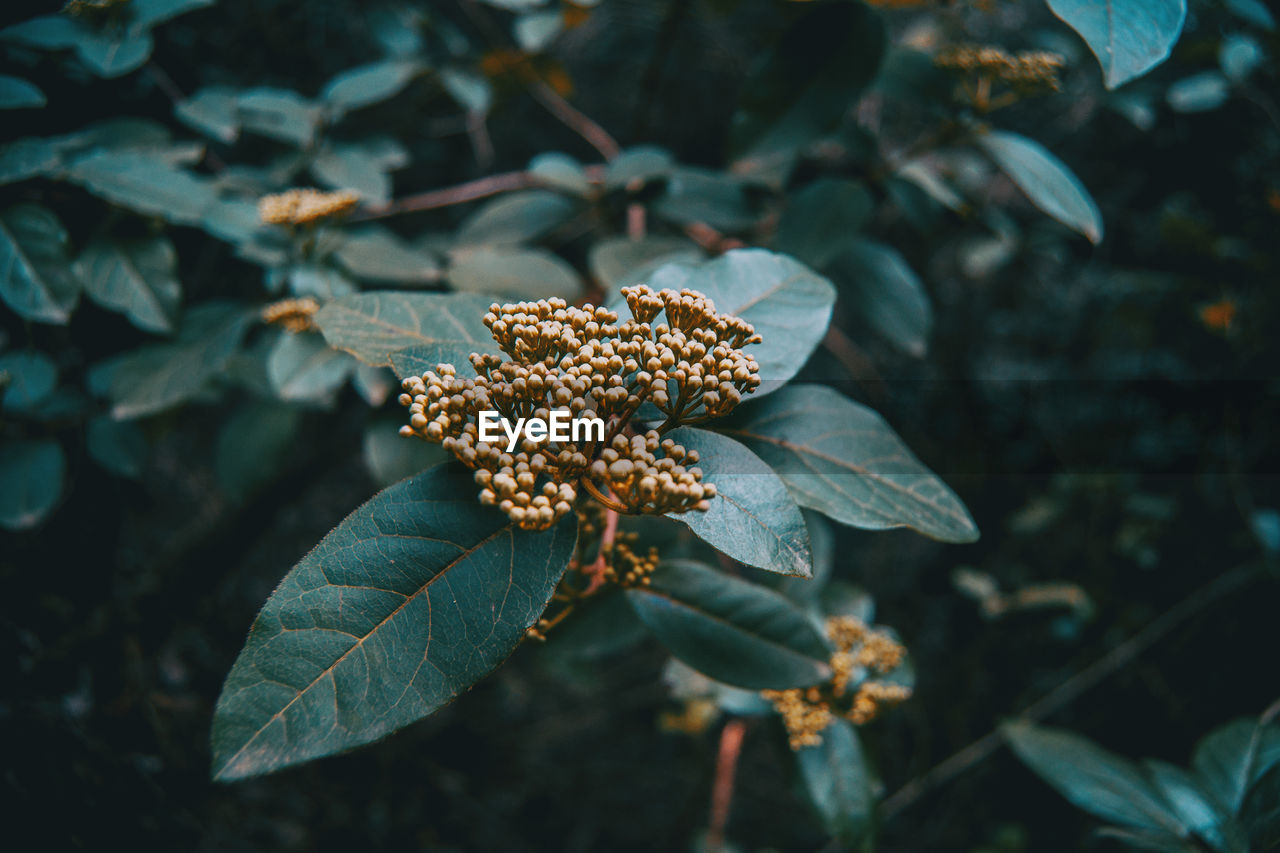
398,287,762,529
258,188,360,226
763,616,912,750
261,297,319,332
935,44,1066,92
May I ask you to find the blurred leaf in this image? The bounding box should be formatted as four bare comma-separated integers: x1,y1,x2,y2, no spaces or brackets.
605,145,673,190
1142,761,1228,847
1003,721,1186,833
267,332,356,405
828,239,933,357
362,420,447,488
529,152,591,196
1224,0,1275,30
215,402,302,501
653,167,757,232
447,246,582,300
0,138,62,186
1193,718,1280,814
665,427,812,578
321,59,423,114
644,249,835,388
65,149,217,226
0,351,58,412
1219,35,1265,83
514,9,563,52
774,179,874,269
719,385,979,542
439,67,492,114
1166,72,1230,113
352,363,395,407
0,439,64,531
176,86,241,143
1241,764,1280,850
130,0,215,29
314,291,499,367
311,144,394,205
797,718,875,845
389,343,496,381
588,235,702,293
237,87,321,147
1046,0,1186,88
0,16,81,50
86,415,148,479
977,130,1103,244
94,302,252,419
455,190,578,246
78,235,182,334
0,75,46,109
211,464,577,780
0,203,81,325
278,263,356,300
625,559,832,690
334,227,440,285
74,28,154,78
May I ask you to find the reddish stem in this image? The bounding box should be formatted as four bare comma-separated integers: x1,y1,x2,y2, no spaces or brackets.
356,171,535,219
707,719,747,852
582,506,619,595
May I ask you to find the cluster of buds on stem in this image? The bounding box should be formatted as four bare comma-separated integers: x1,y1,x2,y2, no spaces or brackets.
258,188,361,226
763,616,912,750
935,44,1066,110
398,286,762,529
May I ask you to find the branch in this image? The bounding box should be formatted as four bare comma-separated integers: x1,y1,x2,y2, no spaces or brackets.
355,170,534,219
707,718,748,852
526,79,621,162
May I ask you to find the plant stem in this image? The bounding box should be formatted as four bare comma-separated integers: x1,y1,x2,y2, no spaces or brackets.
707,718,748,852
355,171,535,219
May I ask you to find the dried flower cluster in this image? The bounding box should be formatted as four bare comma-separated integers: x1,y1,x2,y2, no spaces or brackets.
763,616,912,749
935,44,1066,92
258,189,360,226
398,286,762,529
260,296,319,333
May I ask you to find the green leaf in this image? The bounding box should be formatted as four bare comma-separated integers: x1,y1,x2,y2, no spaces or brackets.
1241,764,1280,850
604,145,673,190
1193,718,1280,814
528,152,591,197
1219,34,1265,84
827,239,933,357
94,302,252,419
0,439,64,531
0,75,46,109
362,420,447,489
236,87,321,147
1142,761,1227,846
78,236,182,334
439,67,492,114
211,463,578,780
389,344,494,382
718,385,978,543
977,130,1103,244
797,718,875,845
0,351,58,412
65,149,217,226
1224,0,1275,31
314,291,499,367
311,144,394,206
0,138,62,186
267,332,356,405
0,16,81,50
665,427,812,578
176,86,241,143
86,415,148,479
1046,0,1186,88
279,263,356,300
130,0,215,29
352,363,395,407
588,235,702,293
774,179,874,269
1166,72,1230,113
333,227,440,285
74,28,153,78
653,167,758,232
625,559,831,690
455,190,578,247
644,249,836,389
447,247,582,300
0,204,81,324
514,9,563,52
1003,721,1186,834
215,402,301,501
321,59,422,114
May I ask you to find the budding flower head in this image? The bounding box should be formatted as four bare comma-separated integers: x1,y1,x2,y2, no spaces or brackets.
259,189,361,226
261,297,320,333
935,44,1066,102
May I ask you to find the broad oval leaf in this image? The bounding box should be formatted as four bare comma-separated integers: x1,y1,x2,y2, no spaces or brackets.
236,87,320,147
797,718,875,845
455,190,578,247
0,203,81,324
78,235,182,334
87,415,148,479
653,167,758,232
74,29,153,78
1193,717,1280,814
588,235,702,294
215,402,301,501
311,145,393,206
1047,0,1186,89
665,427,812,577
774,179,874,270
314,291,500,367
827,239,932,358
211,463,578,780
977,131,1103,244
267,332,356,404
0,351,58,412
625,559,831,690
0,438,65,531
1003,721,1185,834
528,152,591,197
717,384,978,543
321,59,422,114
644,249,836,390
65,149,217,226
0,75,46,109
176,86,240,143
447,246,582,301
1143,760,1226,844
333,227,440,285
362,420,447,489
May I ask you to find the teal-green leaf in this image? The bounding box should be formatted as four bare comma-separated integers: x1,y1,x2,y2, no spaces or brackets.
215,402,301,501
362,420,447,488
281,263,356,300
514,9,563,52
130,0,215,29
1241,764,1280,850
65,150,217,226
1142,761,1226,844
1166,72,1230,113
74,28,153,78
1193,718,1280,814
86,415,148,479
455,190,578,247
977,130,1103,244
717,385,978,542
827,239,933,357
321,59,422,114
797,718,875,844
528,152,591,197
604,145,673,190
588,235,702,294
0,16,81,50
267,332,356,405
447,246,582,300
665,427,812,578
0,75,46,109
211,463,578,780
653,167,758,232
78,235,182,334
625,559,831,690
439,67,493,114
1046,0,1186,88
333,227,440,285
176,86,241,143
643,249,836,390
0,138,62,186
236,87,321,147
311,144,393,206
774,179,874,270
0,351,58,412
0,204,81,324
1003,721,1186,833
314,291,500,367
0,439,65,531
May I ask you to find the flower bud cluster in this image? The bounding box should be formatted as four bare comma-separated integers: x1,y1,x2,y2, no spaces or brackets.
261,296,320,333
258,189,360,226
398,287,762,529
935,44,1066,92
763,616,912,750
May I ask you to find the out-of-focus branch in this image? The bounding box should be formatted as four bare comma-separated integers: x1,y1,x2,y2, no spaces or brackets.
356,171,535,219
526,79,621,162
706,718,748,852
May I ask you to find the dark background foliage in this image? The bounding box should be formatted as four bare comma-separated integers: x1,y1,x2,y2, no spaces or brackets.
2,0,1277,850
